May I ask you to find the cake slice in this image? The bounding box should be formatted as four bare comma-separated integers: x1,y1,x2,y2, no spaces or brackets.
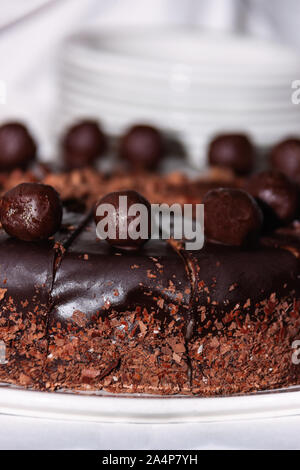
46,222,192,394
0,209,89,387
182,226,300,396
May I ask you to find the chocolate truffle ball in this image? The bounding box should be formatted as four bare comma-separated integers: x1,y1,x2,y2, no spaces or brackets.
1,183,62,241
271,138,300,185
119,125,164,170
0,122,36,171
203,188,263,247
94,190,151,250
208,134,254,175
62,120,107,169
245,170,299,226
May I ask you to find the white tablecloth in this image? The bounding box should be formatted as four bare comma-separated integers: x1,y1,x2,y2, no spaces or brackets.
0,413,299,450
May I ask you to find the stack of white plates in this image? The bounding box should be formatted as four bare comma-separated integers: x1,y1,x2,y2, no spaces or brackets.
57,28,300,169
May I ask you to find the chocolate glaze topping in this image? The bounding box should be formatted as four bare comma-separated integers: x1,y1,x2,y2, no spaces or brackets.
45,216,300,331
0,207,298,334
50,224,191,325
0,209,90,312
183,240,300,315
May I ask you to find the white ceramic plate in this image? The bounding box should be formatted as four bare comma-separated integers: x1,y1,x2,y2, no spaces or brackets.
63,28,300,81
60,72,294,112
63,48,298,88
0,384,300,424
58,90,300,128
58,97,300,138
60,58,294,96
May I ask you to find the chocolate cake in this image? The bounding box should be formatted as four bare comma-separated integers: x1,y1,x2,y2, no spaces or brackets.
0,174,298,395
0,123,299,396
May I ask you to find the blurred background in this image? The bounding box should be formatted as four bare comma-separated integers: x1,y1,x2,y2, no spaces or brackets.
1,0,300,169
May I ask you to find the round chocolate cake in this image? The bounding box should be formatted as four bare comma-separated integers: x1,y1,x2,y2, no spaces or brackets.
0,125,299,396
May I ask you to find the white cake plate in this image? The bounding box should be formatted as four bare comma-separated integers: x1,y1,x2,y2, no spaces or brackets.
0,384,300,424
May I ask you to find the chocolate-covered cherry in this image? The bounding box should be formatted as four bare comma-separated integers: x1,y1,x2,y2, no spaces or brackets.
1,183,62,241
0,122,36,171
204,188,263,247
208,134,254,175
119,125,164,170
271,138,300,184
245,170,299,225
94,190,151,250
62,120,107,169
